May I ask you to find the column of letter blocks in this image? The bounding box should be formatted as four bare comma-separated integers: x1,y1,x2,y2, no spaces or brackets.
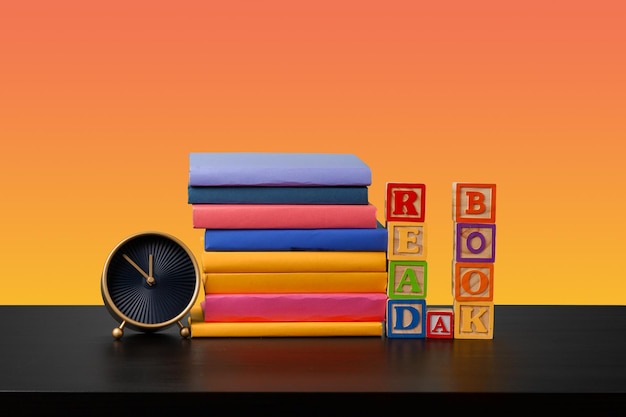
452,183,496,339
384,183,428,338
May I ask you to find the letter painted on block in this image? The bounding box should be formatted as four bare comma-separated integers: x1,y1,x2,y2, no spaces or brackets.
393,305,421,330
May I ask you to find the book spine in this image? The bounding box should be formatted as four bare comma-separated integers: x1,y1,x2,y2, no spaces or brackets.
201,251,388,273
188,186,369,205
203,271,388,293
201,293,387,322
203,227,388,251
192,204,378,229
189,320,384,337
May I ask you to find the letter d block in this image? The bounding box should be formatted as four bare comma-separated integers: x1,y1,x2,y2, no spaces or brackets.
386,299,427,338
387,221,426,261
386,183,426,222
453,183,496,223
387,260,427,299
454,301,494,339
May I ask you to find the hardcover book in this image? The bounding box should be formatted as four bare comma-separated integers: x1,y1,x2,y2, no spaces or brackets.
188,152,372,186
203,271,388,293
201,293,388,322
188,185,369,205
202,222,387,251
192,203,378,229
201,250,388,273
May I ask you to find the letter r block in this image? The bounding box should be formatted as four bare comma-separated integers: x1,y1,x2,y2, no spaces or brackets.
426,308,454,339
454,301,494,339
453,183,496,223
386,299,427,338
386,183,426,222
387,260,427,299
387,221,426,261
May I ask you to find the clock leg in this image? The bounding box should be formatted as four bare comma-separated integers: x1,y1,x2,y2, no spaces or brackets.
112,321,126,340
177,320,191,338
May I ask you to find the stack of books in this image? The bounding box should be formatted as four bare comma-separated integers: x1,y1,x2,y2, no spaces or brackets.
186,152,389,337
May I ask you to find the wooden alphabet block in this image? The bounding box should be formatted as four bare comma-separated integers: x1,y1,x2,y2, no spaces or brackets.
387,260,427,299
453,183,496,223
426,307,454,339
387,221,426,261
386,183,426,222
454,262,494,301
386,299,427,338
455,223,496,263
453,301,494,339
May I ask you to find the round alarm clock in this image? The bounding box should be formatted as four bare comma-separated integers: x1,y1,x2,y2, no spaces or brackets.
101,231,201,340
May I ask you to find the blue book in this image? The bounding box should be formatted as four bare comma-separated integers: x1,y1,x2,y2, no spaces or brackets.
189,152,372,186
188,186,369,204
203,222,388,251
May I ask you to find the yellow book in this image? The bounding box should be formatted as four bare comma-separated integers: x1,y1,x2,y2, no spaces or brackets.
203,271,388,293
201,251,387,273
188,304,383,337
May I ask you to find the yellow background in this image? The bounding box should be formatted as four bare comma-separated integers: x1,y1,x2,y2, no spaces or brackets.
1,1,624,305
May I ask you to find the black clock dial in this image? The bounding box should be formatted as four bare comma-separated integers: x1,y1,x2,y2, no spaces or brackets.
102,232,200,332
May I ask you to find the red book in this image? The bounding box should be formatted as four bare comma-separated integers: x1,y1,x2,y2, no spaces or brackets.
192,203,378,229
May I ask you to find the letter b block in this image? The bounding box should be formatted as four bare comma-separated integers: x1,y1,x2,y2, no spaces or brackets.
386,299,427,338
453,183,496,223
386,183,426,222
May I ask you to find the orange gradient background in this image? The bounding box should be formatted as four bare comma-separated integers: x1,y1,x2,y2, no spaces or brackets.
1,1,624,305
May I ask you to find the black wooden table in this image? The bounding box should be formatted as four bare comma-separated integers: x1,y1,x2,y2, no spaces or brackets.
0,305,624,415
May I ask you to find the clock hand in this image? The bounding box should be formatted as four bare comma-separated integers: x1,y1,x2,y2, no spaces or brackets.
122,254,155,286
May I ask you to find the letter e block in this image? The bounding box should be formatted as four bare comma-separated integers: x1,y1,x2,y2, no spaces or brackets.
387,260,427,299
426,308,454,339
454,301,494,339
453,183,496,223
454,262,494,301
455,223,496,262
387,221,426,261
386,183,426,222
386,299,427,338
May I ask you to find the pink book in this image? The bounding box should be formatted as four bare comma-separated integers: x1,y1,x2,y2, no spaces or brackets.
192,203,378,229
201,293,387,322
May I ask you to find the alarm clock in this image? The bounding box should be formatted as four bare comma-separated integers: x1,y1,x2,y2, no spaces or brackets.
101,231,201,340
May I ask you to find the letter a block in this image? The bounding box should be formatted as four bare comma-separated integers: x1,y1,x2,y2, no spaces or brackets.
386,299,427,338
426,308,454,339
454,262,494,301
454,301,494,339
386,183,426,222
453,183,496,223
387,221,427,261
387,260,427,299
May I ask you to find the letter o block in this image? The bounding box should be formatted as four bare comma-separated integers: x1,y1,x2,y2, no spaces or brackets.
454,262,494,301
455,223,495,262
386,299,427,338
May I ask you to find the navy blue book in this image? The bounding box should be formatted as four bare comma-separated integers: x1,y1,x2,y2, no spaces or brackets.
203,222,388,251
188,186,369,205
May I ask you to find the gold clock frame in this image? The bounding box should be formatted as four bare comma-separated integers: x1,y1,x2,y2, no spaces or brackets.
101,231,201,340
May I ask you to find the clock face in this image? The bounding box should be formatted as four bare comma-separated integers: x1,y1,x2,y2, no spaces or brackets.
102,232,200,330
